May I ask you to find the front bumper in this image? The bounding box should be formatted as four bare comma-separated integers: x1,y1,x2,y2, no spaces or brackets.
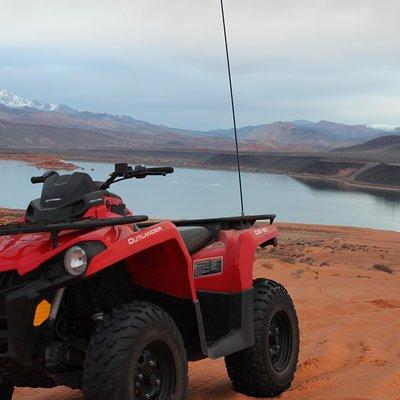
0,271,77,386
2,274,75,360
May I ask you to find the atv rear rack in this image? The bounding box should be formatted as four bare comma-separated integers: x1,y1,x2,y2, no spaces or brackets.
138,214,276,241
0,216,149,248
0,214,275,247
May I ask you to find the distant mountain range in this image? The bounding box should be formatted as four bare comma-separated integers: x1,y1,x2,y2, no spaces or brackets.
0,88,399,152
210,120,399,149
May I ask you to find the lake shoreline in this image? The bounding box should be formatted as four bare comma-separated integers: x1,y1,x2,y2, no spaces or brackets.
0,158,398,231
47,153,400,194
0,153,76,171
286,171,400,193
0,150,399,194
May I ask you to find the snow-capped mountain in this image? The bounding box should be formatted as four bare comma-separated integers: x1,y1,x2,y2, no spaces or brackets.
0,89,58,111
0,88,205,136
367,123,399,132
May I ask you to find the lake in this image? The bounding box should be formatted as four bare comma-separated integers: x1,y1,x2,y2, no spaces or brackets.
0,160,399,231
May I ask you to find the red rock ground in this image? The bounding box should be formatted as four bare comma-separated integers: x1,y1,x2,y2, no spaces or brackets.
8,223,400,400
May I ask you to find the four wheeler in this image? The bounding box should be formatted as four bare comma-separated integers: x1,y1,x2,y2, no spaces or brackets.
0,163,299,399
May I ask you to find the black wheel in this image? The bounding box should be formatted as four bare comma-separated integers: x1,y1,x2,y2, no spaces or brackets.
0,378,14,400
83,301,188,400
225,279,299,397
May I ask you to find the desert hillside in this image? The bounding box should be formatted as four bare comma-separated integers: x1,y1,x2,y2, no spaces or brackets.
12,222,400,400
1,89,397,152
334,134,400,158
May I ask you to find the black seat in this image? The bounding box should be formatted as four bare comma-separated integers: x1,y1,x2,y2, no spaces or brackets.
178,226,212,254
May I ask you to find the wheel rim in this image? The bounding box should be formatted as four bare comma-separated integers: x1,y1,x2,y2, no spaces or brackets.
134,341,176,400
267,310,292,372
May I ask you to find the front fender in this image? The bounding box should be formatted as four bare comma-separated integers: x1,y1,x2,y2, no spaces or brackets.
87,221,196,299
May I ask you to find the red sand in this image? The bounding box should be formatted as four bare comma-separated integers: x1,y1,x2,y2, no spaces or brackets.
10,223,400,400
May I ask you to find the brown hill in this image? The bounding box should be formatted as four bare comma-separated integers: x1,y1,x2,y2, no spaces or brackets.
0,119,238,151
204,152,364,176
209,120,388,150
353,163,400,188
0,120,117,149
333,135,400,159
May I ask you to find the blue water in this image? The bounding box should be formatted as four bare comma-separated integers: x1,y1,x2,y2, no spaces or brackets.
0,160,399,231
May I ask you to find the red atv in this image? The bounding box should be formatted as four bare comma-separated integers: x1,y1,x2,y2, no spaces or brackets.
0,163,299,400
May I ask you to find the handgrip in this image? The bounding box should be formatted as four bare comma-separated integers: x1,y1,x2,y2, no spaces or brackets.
30,171,58,184
31,176,46,184
146,166,174,174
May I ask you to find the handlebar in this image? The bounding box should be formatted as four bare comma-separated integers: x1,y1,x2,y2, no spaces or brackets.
30,164,173,189
99,164,174,189
31,171,58,184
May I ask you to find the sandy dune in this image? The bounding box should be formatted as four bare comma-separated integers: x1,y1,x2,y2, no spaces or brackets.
13,223,400,400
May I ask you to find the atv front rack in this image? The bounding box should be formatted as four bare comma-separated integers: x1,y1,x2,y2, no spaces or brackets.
0,215,149,248
139,214,276,241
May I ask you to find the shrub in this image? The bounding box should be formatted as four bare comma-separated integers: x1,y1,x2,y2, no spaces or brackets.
372,264,394,275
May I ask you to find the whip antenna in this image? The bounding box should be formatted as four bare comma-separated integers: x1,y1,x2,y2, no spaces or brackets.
219,0,245,216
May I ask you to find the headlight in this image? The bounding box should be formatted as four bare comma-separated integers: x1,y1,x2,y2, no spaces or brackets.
64,246,88,276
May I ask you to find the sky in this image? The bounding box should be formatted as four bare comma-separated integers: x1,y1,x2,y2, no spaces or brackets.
1,0,399,130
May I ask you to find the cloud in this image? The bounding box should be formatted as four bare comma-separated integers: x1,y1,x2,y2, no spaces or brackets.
1,0,400,129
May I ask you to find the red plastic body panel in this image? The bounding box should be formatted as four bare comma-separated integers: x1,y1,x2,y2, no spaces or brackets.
87,221,196,299
0,193,279,300
192,224,279,293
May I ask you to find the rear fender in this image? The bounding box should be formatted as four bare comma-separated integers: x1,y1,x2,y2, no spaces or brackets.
193,223,279,292
87,221,196,299
234,224,279,290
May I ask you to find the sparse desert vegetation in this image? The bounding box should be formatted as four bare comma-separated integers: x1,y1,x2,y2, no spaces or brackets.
372,263,395,275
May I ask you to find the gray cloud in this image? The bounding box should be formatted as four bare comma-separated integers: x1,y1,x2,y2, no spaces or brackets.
1,0,399,129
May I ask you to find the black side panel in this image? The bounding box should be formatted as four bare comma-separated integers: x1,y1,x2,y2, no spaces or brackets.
197,291,238,344
197,289,254,359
